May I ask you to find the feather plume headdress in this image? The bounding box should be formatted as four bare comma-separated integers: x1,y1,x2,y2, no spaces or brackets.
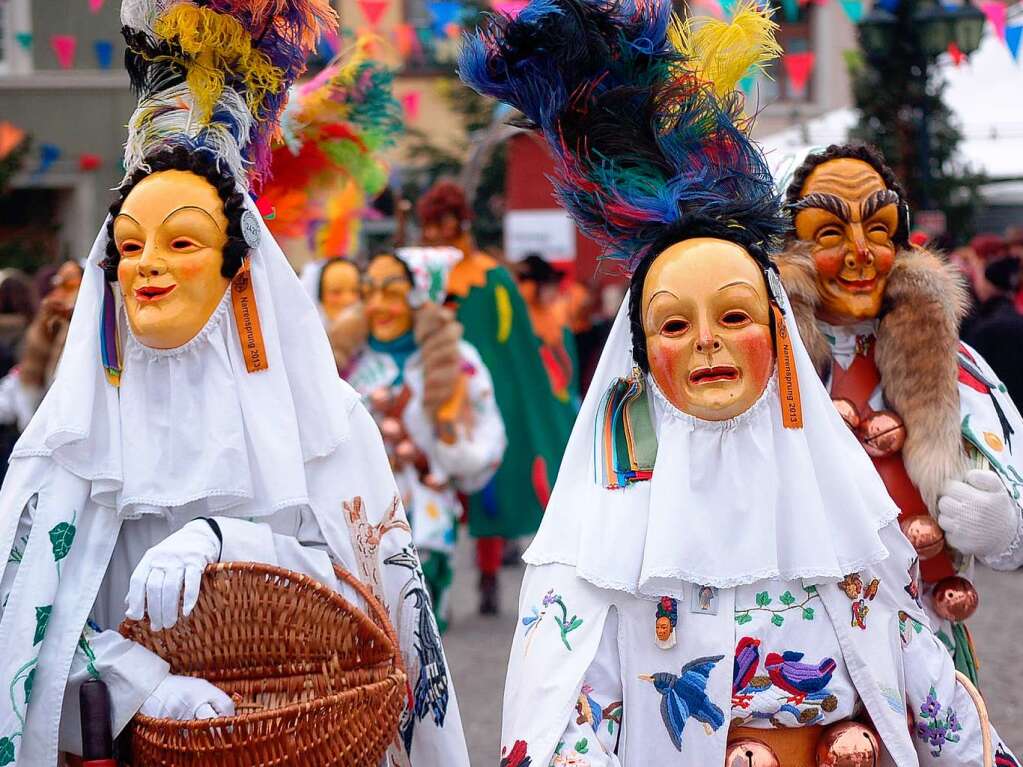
261,36,404,257
121,0,338,189
459,0,786,274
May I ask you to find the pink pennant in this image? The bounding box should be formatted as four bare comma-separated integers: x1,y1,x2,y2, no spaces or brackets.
981,1,1006,41
357,0,390,28
784,51,816,95
50,35,77,70
493,0,528,18
89,0,104,12
401,91,421,121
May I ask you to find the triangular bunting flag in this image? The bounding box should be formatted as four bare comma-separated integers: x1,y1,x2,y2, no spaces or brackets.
357,0,390,28
93,40,113,70
1007,25,1023,61
445,21,462,40
948,40,965,66
784,51,815,95
50,35,77,70
876,0,899,12
428,1,462,36
400,91,421,121
492,0,528,18
981,1,1006,40
0,122,26,161
15,32,33,51
36,144,62,177
394,23,418,58
839,0,863,22
88,0,104,12
781,0,800,22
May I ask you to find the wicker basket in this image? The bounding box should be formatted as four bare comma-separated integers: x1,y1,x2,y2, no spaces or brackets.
119,561,406,767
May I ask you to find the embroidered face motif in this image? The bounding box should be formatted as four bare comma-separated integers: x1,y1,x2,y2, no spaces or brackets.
363,254,414,342
320,259,361,321
642,238,773,421
655,615,673,642
792,158,899,323
115,170,231,349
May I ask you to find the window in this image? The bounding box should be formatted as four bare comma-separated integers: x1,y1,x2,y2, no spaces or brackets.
752,2,816,105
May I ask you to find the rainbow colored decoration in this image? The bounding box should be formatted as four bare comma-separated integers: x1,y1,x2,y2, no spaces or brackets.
595,371,657,489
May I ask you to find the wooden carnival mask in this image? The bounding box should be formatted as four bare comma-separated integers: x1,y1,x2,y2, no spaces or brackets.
114,170,231,349
320,259,361,321
641,238,774,421
363,254,414,343
791,158,899,323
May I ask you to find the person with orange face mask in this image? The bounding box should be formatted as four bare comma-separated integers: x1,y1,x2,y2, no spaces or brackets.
0,2,471,765
462,1,1017,764
777,144,1023,683
344,248,507,632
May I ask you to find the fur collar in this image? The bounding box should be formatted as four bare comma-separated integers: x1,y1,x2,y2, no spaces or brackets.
775,243,971,510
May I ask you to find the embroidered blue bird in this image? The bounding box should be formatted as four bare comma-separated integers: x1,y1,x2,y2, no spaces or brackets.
639,654,725,751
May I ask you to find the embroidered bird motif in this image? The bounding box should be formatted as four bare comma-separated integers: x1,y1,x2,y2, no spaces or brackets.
732,637,761,709
764,651,836,706
639,654,725,751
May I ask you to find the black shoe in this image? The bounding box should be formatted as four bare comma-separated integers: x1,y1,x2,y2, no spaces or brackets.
479,573,499,615
501,540,521,568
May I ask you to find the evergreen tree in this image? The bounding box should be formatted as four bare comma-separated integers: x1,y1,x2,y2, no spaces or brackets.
849,2,983,243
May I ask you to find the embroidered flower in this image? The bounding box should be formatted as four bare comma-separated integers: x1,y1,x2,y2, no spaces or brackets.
543,590,557,607
915,686,961,757
920,690,941,719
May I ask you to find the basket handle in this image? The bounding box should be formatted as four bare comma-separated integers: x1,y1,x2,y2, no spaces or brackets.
331,564,401,653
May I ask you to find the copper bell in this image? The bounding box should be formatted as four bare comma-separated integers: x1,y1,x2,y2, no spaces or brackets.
726,739,780,767
816,722,880,767
899,515,946,560
379,417,403,443
931,575,980,622
369,387,391,412
832,398,861,431
858,410,906,458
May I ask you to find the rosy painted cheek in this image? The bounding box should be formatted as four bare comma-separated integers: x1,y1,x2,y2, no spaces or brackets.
813,248,845,279
648,340,690,404
729,327,774,386
873,247,895,276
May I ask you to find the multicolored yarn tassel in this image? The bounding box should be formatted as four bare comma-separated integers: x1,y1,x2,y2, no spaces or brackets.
595,370,657,489
100,280,121,387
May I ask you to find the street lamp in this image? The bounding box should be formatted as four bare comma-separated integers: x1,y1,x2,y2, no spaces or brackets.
858,9,897,58
859,0,986,60
948,3,987,54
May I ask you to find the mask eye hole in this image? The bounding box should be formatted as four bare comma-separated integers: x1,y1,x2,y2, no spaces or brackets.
119,241,143,257
720,310,751,327
660,318,690,337
171,237,200,252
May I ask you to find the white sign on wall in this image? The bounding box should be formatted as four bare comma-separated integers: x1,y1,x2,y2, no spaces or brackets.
504,209,576,262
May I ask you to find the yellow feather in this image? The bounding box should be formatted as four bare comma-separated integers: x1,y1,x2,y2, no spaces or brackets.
679,1,782,98
153,6,284,123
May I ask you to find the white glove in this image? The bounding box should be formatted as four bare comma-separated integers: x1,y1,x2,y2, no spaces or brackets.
937,469,1020,559
125,519,220,631
139,674,234,720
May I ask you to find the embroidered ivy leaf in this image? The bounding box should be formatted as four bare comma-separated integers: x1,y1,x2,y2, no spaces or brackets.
802,607,815,621
33,605,52,646
779,591,796,606
771,614,784,627
575,738,589,754
0,737,13,765
735,613,753,625
48,522,76,562
755,591,771,607
804,585,818,595
23,667,35,705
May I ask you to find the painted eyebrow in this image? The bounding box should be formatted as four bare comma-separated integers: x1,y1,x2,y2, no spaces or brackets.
789,193,852,221
645,288,678,307
161,205,221,227
860,189,900,221
113,212,141,226
717,280,758,293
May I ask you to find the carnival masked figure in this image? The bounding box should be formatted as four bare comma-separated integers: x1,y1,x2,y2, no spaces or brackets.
777,144,1023,680
0,2,469,764
345,247,507,631
415,180,576,613
461,1,1018,765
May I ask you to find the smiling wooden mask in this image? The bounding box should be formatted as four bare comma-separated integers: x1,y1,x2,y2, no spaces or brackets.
641,238,775,421
113,170,232,350
791,158,899,323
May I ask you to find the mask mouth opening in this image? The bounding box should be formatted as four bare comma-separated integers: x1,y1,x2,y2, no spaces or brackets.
688,366,740,385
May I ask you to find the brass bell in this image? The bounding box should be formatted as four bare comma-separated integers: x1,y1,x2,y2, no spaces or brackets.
931,575,980,622
832,398,861,431
816,722,880,766
899,515,946,560
858,410,906,458
726,739,780,767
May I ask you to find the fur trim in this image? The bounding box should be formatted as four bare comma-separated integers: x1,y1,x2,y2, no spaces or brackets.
775,244,971,510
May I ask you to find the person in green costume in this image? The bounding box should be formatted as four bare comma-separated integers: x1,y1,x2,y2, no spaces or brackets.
417,180,577,614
